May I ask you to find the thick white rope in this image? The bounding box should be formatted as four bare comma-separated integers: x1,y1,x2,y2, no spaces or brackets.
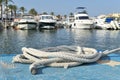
12,46,120,75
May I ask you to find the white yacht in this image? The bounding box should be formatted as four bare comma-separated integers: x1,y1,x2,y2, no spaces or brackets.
93,17,120,30
38,14,56,29
70,7,93,29
15,15,37,30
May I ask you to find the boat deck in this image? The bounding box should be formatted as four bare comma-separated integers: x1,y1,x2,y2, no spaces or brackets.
0,53,120,80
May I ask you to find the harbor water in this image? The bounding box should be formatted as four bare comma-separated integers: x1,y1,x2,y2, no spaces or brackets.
0,28,120,54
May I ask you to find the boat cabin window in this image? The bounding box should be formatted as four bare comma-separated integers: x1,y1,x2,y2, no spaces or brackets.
76,16,89,20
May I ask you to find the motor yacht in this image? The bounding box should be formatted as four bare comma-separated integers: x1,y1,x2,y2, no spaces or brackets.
93,17,120,30
38,14,56,29
14,15,37,30
70,7,93,29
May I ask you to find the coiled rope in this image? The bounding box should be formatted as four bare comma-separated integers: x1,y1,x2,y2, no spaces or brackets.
12,46,120,75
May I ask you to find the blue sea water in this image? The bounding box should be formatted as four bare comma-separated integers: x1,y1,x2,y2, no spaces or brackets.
0,28,120,54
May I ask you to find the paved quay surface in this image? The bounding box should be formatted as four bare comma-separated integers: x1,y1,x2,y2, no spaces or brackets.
0,53,120,80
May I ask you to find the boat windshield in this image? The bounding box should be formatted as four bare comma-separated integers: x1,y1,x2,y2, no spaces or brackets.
23,16,34,19
77,10,87,14
42,16,53,20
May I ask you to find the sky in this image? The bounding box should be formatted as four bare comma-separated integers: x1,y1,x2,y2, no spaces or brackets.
12,0,120,17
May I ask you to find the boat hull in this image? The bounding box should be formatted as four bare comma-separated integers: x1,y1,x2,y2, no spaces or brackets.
15,22,37,30
71,22,93,29
39,22,56,29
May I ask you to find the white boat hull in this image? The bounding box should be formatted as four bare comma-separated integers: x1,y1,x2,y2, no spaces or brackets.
16,22,37,30
40,26,55,29
93,23,112,30
71,21,93,29
39,22,56,29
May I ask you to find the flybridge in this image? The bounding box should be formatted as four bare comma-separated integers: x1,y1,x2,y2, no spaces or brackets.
75,7,87,14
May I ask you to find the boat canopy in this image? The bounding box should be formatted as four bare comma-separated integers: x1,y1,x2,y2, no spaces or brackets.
76,7,86,9
75,7,87,14
105,17,115,23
